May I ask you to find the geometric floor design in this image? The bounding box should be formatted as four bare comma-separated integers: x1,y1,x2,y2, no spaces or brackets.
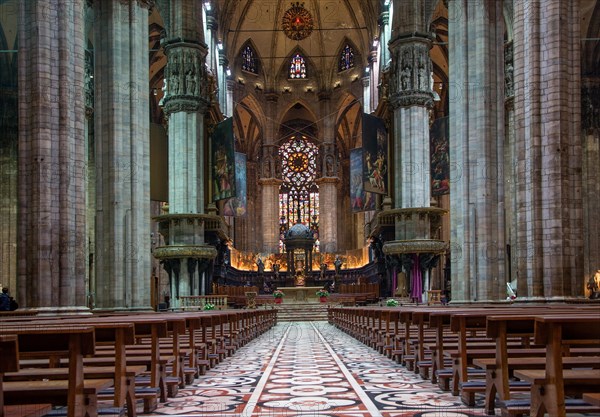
147,322,493,417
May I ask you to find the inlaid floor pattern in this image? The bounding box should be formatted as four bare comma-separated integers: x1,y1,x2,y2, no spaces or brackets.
145,321,494,417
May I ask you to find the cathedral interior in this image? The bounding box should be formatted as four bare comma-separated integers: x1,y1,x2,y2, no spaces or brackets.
0,0,599,311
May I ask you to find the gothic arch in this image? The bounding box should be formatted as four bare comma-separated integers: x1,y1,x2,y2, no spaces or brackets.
583,0,600,75
327,37,363,86
234,39,263,78
335,93,362,158
277,47,321,88
277,101,319,140
234,94,266,160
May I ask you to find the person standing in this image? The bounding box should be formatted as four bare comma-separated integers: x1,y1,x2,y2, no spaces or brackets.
0,287,11,311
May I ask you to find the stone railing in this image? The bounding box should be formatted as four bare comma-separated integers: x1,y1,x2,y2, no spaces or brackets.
179,295,228,310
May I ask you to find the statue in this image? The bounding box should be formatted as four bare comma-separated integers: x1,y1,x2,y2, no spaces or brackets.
587,270,600,300
334,256,342,276
320,262,327,279
256,257,264,274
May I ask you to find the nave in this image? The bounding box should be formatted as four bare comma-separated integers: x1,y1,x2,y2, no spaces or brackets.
147,322,487,417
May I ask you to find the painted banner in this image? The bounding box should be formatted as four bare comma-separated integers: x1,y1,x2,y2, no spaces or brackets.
430,116,450,196
350,148,375,212
223,152,247,217
212,118,236,201
362,114,388,195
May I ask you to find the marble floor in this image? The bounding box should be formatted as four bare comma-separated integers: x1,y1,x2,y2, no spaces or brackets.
146,321,493,417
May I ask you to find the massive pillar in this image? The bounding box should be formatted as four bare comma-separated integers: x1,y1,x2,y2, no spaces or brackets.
449,0,506,302
94,0,152,310
153,0,219,305
260,94,282,254
582,80,600,295
17,0,88,310
513,0,583,299
0,0,18,295
382,0,446,300
317,92,339,253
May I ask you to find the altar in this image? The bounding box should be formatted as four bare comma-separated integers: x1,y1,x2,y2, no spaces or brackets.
278,286,323,302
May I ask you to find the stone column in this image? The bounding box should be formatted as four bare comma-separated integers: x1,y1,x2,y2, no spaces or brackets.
259,93,282,253
382,0,447,302
0,2,18,294
513,0,583,299
153,0,218,305
378,6,391,69
581,80,600,293
94,0,152,310
17,0,88,310
504,42,518,285
317,92,339,253
448,0,506,302
388,27,432,210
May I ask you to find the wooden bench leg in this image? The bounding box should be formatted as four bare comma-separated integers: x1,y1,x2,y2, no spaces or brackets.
485,379,498,415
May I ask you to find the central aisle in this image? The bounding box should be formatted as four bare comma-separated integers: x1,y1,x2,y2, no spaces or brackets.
149,322,488,416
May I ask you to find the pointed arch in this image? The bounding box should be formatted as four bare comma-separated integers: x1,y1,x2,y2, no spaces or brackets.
235,39,262,76
277,100,319,143
336,38,360,72
289,53,307,79
277,46,319,85
326,37,363,87
335,93,363,157
234,94,266,160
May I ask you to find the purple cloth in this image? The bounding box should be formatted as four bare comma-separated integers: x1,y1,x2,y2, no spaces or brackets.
410,254,422,303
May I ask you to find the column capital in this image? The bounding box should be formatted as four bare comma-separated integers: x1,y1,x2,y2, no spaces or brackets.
379,10,390,26
161,45,211,115
116,0,155,9
136,0,155,9
317,90,332,101
265,91,280,102
205,15,217,31
388,39,434,109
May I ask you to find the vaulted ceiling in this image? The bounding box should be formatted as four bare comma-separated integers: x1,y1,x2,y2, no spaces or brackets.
215,0,381,91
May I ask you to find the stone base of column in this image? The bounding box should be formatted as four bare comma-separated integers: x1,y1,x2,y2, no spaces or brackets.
91,307,155,313
32,306,93,316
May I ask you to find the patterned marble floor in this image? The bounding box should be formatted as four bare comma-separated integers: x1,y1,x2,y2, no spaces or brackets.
147,322,493,417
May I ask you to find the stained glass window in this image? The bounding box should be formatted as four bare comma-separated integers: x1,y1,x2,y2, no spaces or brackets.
289,54,307,79
241,45,258,74
339,44,354,72
278,136,319,251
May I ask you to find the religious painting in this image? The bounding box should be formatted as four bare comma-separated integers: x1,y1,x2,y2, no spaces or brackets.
211,118,236,201
350,148,375,212
430,116,450,196
362,114,388,195
223,152,247,217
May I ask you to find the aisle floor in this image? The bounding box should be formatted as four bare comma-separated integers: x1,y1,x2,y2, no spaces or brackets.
148,321,492,417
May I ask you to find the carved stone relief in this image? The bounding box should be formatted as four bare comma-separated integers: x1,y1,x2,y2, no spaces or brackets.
389,40,433,108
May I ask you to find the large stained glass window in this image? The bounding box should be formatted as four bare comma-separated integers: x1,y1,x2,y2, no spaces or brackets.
339,44,355,72
289,53,307,79
241,45,258,74
278,136,319,252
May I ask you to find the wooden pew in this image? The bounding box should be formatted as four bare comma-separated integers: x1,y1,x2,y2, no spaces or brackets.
0,335,53,417
0,325,113,417
512,315,600,417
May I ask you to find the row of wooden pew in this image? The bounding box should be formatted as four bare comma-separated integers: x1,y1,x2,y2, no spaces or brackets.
0,309,277,417
328,304,600,417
